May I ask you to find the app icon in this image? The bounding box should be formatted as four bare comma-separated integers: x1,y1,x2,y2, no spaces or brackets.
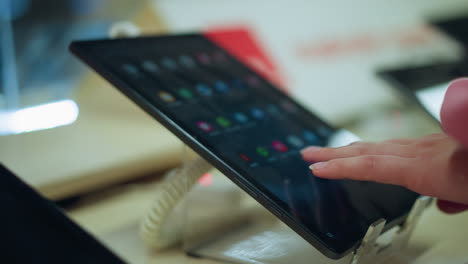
280,100,298,113
196,83,213,96
233,112,249,123
250,108,265,120
158,91,176,103
216,116,231,128
239,153,251,162
179,55,195,68
303,130,319,144
266,104,281,115
197,121,213,132
197,53,211,64
122,63,140,77
214,81,229,93
256,147,269,157
271,140,288,152
141,60,159,73
286,135,304,148
317,126,330,137
213,51,227,62
246,75,260,87
231,79,246,89
178,88,193,99
161,57,177,70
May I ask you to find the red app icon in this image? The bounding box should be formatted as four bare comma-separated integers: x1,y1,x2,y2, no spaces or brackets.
239,153,251,162
197,121,213,132
271,140,288,152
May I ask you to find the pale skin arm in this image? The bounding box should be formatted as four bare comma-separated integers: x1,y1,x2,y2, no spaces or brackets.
302,78,468,213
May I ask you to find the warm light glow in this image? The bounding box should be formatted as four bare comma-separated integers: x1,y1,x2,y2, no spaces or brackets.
198,172,213,187
0,100,79,135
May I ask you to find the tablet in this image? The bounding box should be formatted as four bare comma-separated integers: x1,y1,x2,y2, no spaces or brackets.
378,60,468,122
378,13,468,122
70,34,419,259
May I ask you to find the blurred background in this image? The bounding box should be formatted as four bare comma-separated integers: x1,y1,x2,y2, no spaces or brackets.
1,0,467,200
1,1,468,263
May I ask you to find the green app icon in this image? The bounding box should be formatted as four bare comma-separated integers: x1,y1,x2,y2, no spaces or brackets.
256,147,269,157
179,88,193,99
216,117,231,128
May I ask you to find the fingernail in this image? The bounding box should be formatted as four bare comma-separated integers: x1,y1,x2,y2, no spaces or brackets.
301,146,322,154
310,162,328,171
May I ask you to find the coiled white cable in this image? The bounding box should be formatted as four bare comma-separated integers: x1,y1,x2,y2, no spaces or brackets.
139,156,212,249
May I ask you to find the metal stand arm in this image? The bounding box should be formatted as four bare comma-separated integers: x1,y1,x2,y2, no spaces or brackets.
351,196,432,264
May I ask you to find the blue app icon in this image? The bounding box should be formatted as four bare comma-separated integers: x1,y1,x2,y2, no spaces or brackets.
179,55,196,68
141,60,159,73
233,112,249,123
161,57,177,70
250,108,265,120
231,79,246,89
303,130,319,144
122,63,140,77
214,81,229,93
286,135,304,148
317,126,331,137
266,104,281,115
196,83,213,96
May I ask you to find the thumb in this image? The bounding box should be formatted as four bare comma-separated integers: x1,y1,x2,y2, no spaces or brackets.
440,77,468,148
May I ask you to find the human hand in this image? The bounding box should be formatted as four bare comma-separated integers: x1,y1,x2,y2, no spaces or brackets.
301,133,468,213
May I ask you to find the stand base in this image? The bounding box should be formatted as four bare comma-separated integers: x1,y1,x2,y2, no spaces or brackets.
185,196,432,264
186,220,438,264
187,220,353,264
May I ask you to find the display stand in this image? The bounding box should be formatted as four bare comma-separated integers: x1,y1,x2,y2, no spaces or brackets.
140,146,431,264
350,195,430,264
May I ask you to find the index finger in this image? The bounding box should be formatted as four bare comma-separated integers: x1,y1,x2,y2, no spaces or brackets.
310,155,419,190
